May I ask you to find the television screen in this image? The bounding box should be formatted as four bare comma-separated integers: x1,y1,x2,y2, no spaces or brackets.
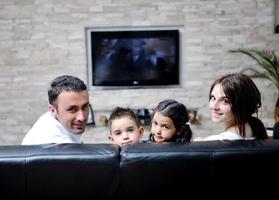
86,29,180,88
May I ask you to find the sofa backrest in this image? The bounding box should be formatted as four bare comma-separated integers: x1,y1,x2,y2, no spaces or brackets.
0,140,279,198
0,143,120,198
117,140,279,198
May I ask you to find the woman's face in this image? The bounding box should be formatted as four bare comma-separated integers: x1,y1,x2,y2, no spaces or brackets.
151,111,176,142
209,83,235,128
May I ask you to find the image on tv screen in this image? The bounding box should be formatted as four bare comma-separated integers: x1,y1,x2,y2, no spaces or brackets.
88,29,179,87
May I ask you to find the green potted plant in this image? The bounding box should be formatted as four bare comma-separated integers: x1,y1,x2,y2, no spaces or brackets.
230,48,279,126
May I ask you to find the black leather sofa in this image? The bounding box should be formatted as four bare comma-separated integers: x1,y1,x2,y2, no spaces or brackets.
1,140,279,198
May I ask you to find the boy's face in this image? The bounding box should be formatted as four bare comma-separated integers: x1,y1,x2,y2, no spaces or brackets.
109,116,144,147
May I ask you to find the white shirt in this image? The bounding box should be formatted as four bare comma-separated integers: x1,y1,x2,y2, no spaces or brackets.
22,112,82,145
204,131,243,141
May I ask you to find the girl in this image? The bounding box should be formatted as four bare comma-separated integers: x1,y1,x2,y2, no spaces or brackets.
149,99,192,143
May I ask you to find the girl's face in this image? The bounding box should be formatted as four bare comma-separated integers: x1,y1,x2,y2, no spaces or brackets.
151,111,176,142
209,83,235,128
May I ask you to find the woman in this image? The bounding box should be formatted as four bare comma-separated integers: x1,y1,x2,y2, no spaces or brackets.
204,73,267,140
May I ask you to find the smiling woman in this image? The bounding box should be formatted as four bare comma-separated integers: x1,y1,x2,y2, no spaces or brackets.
200,73,267,141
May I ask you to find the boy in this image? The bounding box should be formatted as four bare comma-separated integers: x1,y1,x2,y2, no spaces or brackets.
108,107,144,147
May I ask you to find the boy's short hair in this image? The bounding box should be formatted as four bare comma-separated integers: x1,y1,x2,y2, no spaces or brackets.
108,107,141,130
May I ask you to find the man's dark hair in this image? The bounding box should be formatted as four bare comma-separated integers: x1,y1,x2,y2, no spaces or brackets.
48,75,87,106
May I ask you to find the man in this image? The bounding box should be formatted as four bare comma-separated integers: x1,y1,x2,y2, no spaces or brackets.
22,75,90,145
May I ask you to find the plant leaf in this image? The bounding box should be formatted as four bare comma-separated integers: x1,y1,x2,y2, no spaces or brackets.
230,48,279,91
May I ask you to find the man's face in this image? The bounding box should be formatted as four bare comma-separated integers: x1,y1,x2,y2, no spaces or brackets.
49,90,89,134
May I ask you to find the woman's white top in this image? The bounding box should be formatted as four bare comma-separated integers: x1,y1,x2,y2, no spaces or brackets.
204,131,244,141
21,112,82,145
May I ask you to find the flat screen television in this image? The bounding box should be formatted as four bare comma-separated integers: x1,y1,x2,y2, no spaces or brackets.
86,28,180,88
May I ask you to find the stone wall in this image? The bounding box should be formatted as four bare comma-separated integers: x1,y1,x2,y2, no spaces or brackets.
0,0,278,144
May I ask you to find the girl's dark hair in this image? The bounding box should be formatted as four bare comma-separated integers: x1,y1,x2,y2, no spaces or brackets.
209,73,267,139
150,99,192,142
